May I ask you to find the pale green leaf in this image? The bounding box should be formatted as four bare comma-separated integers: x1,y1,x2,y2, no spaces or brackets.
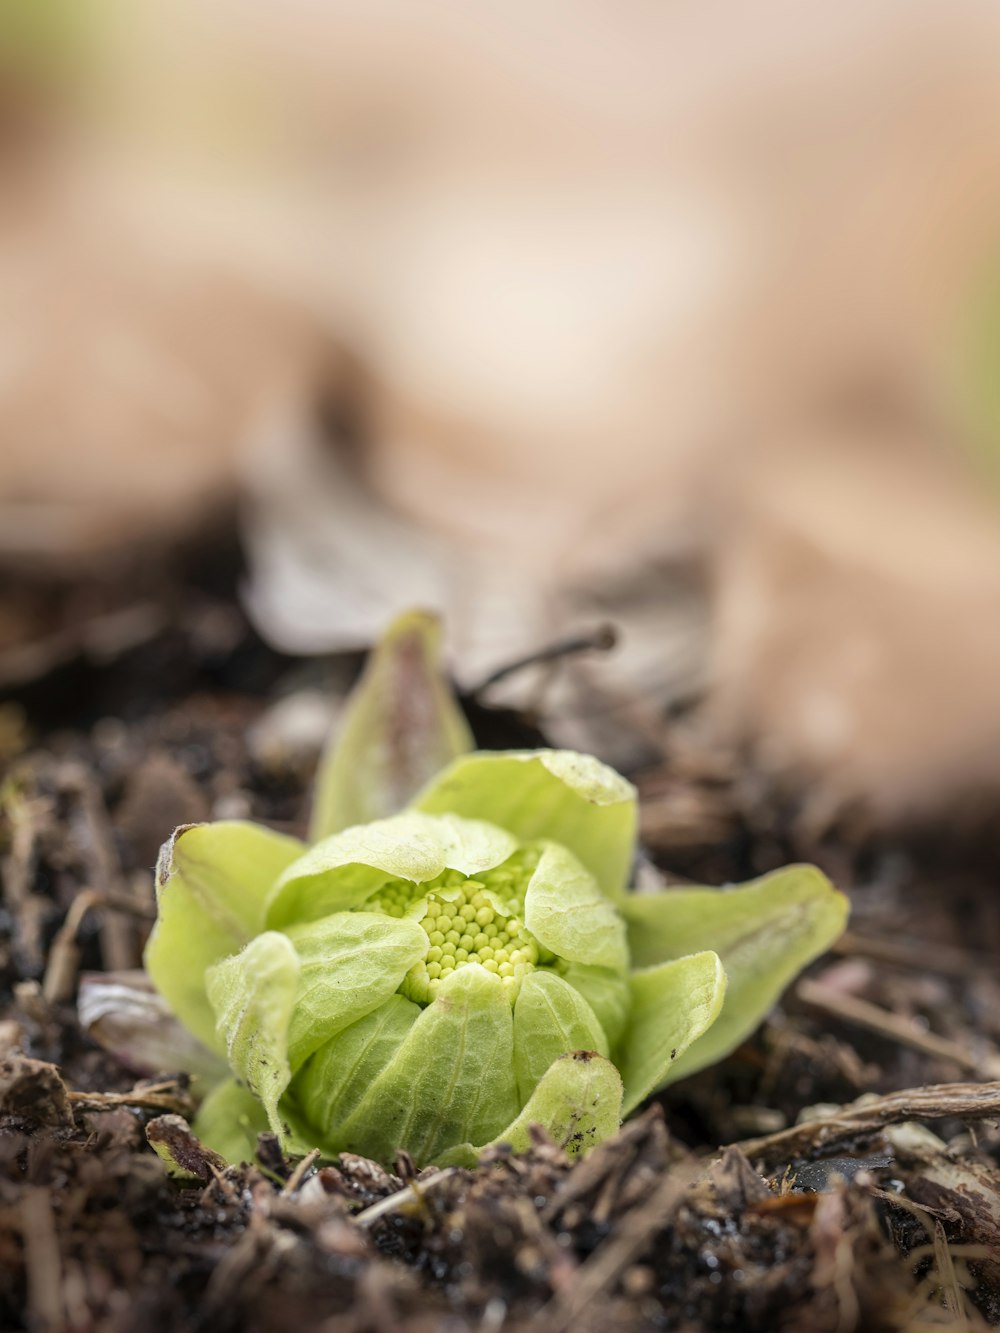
431,813,519,876
414,750,637,900
205,932,300,1136
266,812,515,928
310,610,473,841
293,995,420,1148
191,1078,270,1165
267,814,442,927
555,962,632,1053
619,951,726,1115
283,912,427,1068
145,822,305,1051
623,864,849,1083
523,843,628,973
512,971,608,1103
332,965,520,1166
439,1051,623,1167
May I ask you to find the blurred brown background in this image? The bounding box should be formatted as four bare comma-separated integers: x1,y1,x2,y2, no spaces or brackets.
4,0,1000,828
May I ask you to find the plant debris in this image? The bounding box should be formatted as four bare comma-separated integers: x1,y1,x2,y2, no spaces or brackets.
5,1053,999,1331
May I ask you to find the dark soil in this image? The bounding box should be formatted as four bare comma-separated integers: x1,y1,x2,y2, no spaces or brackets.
3,522,1000,1332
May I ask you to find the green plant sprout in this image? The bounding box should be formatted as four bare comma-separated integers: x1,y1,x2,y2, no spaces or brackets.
140,612,848,1168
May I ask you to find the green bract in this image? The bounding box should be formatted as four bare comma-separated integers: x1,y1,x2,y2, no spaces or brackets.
140,611,849,1168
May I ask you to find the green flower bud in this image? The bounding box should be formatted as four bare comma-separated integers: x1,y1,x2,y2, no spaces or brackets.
387,869,541,1005
129,609,848,1170
142,752,847,1169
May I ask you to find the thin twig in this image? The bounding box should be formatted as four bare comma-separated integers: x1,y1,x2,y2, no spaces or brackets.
1,788,51,973
42,889,156,1005
281,1149,321,1197
735,1081,1000,1169
67,1082,194,1117
60,764,136,972
21,1188,65,1333
353,1168,458,1228
933,1219,969,1322
42,890,102,1004
472,625,617,695
796,978,1000,1079
832,930,995,979
539,1161,700,1333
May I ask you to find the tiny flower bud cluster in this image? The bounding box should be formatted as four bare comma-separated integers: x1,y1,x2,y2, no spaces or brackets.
366,852,543,1005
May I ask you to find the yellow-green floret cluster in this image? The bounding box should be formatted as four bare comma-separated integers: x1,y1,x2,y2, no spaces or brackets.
366,852,543,1005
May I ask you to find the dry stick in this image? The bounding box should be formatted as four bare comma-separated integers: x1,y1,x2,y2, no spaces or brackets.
42,889,101,1005
42,889,155,1004
21,1187,65,1333
2,792,50,973
281,1149,321,1197
541,1108,673,1225
62,765,136,973
902,1239,991,1330
869,1184,977,1326
539,1161,700,1333
832,930,995,979
353,1168,459,1228
67,1082,194,1116
796,978,1000,1080
98,891,156,919
471,624,617,695
736,1081,1000,1169
931,1219,968,1323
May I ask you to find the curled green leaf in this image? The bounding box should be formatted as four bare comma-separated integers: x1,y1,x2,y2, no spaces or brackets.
439,1050,624,1167
523,842,628,973
266,812,516,929
555,962,632,1053
415,750,637,900
513,970,608,1104
294,995,420,1146
205,931,300,1136
619,951,726,1115
146,822,305,1051
331,964,520,1166
622,865,849,1083
284,912,427,1068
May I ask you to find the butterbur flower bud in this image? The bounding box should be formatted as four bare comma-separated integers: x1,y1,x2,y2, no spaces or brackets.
145,748,847,1168
92,610,847,1169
